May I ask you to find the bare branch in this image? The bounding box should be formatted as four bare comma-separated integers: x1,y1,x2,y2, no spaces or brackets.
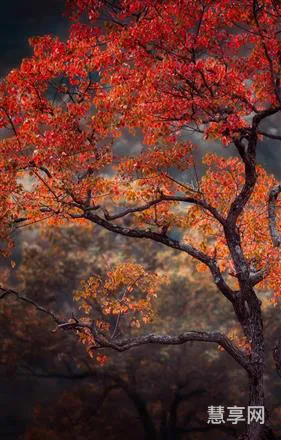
102,194,226,226
252,106,281,128
85,211,212,264
93,331,252,374
0,288,249,372
208,259,236,301
0,287,61,324
228,138,257,226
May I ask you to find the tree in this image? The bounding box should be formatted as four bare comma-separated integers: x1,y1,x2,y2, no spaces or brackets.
1,0,281,438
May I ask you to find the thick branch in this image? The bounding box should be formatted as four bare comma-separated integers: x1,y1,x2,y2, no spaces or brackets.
253,106,281,128
94,331,252,374
227,138,257,226
228,107,281,227
0,290,250,373
102,194,226,226
224,137,258,289
208,259,236,301
85,212,211,264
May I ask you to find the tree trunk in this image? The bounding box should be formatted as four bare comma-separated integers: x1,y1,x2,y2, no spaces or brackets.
233,292,276,440
243,373,276,440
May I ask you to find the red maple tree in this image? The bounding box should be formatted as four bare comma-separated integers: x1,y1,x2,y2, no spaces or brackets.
1,1,281,438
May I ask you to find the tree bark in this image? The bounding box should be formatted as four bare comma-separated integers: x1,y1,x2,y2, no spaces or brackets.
234,294,276,440
243,373,275,440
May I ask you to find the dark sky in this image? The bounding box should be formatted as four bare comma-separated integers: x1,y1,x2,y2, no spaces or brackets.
0,0,67,76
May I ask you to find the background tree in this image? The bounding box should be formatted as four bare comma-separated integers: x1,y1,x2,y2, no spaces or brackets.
2,1,281,438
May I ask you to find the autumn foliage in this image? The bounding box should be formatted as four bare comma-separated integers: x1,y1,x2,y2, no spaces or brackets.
2,1,281,438
0,0,280,280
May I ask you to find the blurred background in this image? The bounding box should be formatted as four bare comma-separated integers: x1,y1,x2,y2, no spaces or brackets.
1,223,281,439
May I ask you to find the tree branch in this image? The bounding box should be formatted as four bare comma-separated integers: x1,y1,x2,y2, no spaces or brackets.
0,289,250,373
228,105,281,226
252,106,281,128
102,194,226,226
0,287,61,324
84,211,211,264
228,138,257,226
84,211,234,301
93,331,252,374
